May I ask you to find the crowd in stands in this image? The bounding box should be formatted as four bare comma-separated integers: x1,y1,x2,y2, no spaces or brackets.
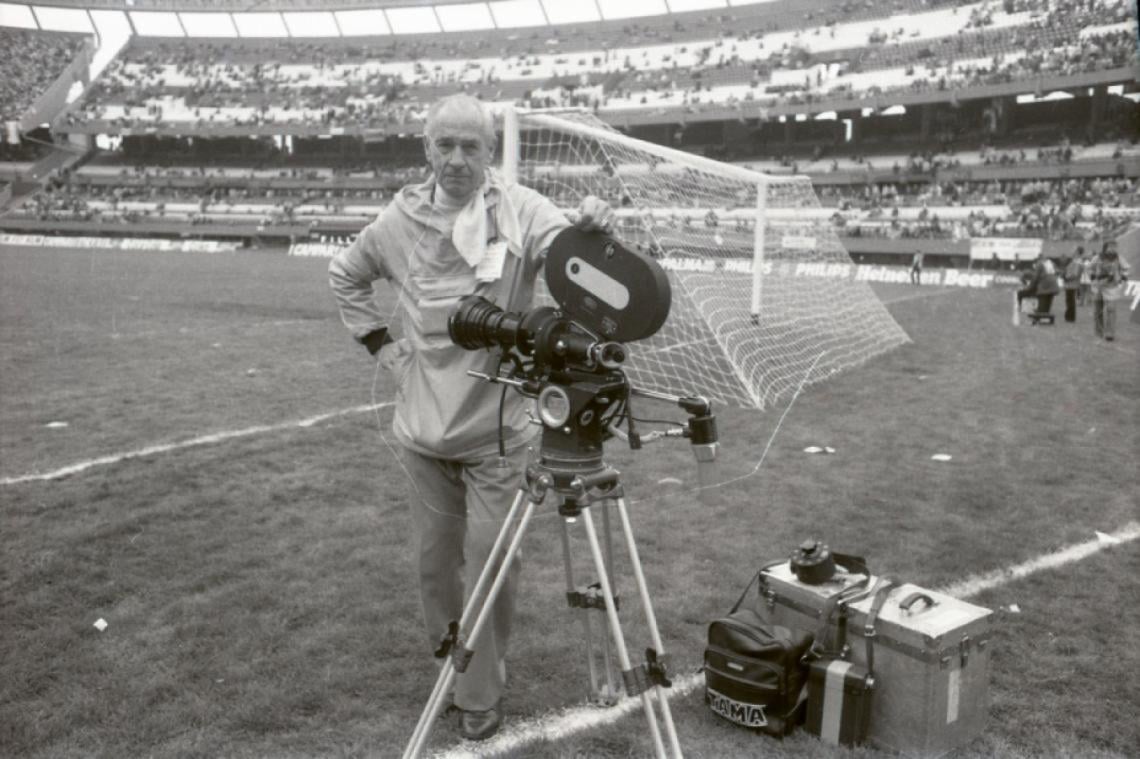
821,174,1137,210
4,0,1136,250
0,28,88,123
835,202,1133,242
63,0,1135,132
15,143,1134,243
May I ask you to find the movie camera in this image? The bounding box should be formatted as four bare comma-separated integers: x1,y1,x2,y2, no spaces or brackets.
447,226,718,489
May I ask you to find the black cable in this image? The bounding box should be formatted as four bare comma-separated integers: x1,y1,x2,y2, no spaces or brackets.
492,353,511,460
598,398,627,432
497,381,509,460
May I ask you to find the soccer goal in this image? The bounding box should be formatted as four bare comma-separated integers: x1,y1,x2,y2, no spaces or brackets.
500,107,909,411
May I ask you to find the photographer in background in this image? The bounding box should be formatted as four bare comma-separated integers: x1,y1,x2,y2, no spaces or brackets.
328,94,613,741
1090,239,1129,342
1062,250,1082,323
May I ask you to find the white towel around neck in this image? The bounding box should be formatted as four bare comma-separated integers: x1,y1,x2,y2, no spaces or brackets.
449,169,523,268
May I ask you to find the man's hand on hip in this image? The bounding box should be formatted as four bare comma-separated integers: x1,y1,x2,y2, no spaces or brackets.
359,327,394,356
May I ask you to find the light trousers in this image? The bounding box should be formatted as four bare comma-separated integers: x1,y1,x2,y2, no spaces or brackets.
400,445,528,711
1094,294,1117,339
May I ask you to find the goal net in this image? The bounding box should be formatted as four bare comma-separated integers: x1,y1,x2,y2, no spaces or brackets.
507,108,910,411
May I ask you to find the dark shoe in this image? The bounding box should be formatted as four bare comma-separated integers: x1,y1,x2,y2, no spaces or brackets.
438,693,458,720
459,706,501,741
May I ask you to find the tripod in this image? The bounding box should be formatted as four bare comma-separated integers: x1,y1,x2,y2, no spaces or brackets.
401,441,684,759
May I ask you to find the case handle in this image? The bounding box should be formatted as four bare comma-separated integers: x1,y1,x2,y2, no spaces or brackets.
898,591,937,615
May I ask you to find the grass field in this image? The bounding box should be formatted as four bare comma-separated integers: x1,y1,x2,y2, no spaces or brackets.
1,243,1137,759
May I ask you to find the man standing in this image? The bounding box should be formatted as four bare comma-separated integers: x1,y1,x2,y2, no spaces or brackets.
1062,250,1081,323
910,249,924,285
328,95,613,741
1077,246,1093,305
1030,253,1060,317
1090,239,1129,341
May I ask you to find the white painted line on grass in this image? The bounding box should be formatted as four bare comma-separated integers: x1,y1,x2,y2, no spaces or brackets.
432,521,1140,759
440,679,704,759
938,521,1140,599
0,402,393,486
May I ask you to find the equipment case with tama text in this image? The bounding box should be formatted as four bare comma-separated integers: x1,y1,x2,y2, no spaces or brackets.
756,562,994,757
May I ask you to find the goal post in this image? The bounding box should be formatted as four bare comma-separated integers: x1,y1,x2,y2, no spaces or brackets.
752,178,766,320
500,104,519,184
497,106,909,411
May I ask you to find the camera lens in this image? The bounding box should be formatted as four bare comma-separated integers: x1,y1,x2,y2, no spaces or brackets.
448,295,527,353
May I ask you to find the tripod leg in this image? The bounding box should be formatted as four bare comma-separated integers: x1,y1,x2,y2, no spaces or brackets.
614,497,683,758
560,517,601,698
402,489,535,759
579,506,669,759
598,502,618,703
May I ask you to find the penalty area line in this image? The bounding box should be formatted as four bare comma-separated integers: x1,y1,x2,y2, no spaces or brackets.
0,402,393,486
432,520,1140,759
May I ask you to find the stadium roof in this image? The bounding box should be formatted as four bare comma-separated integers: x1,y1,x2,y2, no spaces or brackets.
0,0,771,35
2,0,742,19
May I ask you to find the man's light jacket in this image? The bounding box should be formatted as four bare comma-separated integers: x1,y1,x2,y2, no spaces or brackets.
329,174,568,460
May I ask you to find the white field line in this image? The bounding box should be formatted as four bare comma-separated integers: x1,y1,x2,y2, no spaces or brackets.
433,521,1140,759
939,521,1140,598
0,402,393,486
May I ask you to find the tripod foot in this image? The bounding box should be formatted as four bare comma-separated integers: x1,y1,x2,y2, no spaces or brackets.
589,683,622,707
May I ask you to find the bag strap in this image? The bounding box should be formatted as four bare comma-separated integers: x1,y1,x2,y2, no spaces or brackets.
806,577,872,659
832,552,869,577
728,559,784,614
861,578,897,676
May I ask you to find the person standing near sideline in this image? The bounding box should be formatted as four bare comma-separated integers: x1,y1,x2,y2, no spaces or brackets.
1030,252,1060,317
1077,246,1092,305
910,249,924,285
1063,250,1082,323
1090,239,1130,341
328,94,614,741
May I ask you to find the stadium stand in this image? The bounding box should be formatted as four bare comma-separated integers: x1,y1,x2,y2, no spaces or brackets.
0,27,91,123
0,0,1136,268
9,137,1134,249
61,0,1134,132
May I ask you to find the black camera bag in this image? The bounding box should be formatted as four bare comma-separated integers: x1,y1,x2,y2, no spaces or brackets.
704,566,813,736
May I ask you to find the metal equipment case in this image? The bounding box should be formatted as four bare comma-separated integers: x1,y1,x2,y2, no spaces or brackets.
756,562,993,756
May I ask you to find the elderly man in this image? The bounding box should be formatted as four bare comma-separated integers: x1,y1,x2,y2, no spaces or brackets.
329,94,613,741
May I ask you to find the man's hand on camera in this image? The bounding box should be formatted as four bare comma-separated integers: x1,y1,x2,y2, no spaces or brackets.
573,195,615,233
359,327,394,356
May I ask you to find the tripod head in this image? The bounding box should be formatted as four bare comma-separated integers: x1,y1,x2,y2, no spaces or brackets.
461,348,718,502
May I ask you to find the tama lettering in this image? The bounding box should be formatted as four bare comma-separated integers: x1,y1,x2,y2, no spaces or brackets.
707,687,769,727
